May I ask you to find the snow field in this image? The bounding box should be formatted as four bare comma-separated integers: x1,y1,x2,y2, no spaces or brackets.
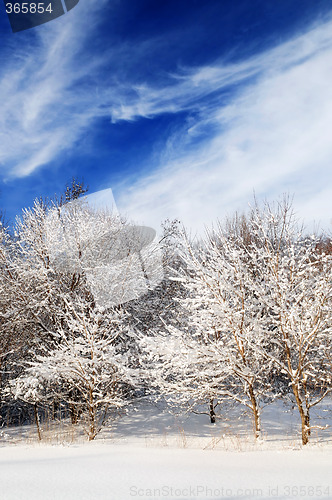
1,398,331,500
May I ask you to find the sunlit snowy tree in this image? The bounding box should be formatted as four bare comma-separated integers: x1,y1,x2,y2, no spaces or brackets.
141,224,275,437
6,196,160,437
13,296,138,440
248,199,332,445
141,199,332,444
0,220,37,420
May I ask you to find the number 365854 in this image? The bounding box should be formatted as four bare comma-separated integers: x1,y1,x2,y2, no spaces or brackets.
5,3,53,14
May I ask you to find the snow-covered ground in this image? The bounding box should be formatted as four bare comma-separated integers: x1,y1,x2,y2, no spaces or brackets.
1,398,331,500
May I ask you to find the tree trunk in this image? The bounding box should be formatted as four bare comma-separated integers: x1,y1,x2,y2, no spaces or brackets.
51,400,59,420
292,383,310,445
88,388,96,441
69,390,82,424
69,404,80,425
209,398,216,424
306,413,311,437
300,410,310,445
34,404,42,441
248,384,261,439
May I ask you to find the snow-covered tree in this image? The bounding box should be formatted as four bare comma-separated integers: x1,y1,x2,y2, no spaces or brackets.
12,296,137,440
141,199,332,444
0,222,14,407
248,199,332,445
0,220,35,420
140,323,230,423
126,219,183,340
5,196,158,436
141,224,275,437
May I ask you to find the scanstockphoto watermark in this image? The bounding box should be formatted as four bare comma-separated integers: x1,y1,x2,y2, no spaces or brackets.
129,486,264,498
3,0,80,33
129,484,331,498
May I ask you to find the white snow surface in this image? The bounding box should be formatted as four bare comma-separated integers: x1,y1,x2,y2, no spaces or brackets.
1,444,331,500
1,398,331,500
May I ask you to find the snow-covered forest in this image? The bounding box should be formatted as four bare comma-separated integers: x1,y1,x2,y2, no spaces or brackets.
0,185,331,447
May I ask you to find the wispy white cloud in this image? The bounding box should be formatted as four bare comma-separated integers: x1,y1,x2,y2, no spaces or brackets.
115,17,332,233
1,6,331,233
0,0,109,178
109,16,332,122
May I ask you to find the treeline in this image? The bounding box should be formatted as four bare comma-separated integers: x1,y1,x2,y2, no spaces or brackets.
0,189,331,444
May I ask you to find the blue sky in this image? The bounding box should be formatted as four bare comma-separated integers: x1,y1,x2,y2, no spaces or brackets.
0,0,332,232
